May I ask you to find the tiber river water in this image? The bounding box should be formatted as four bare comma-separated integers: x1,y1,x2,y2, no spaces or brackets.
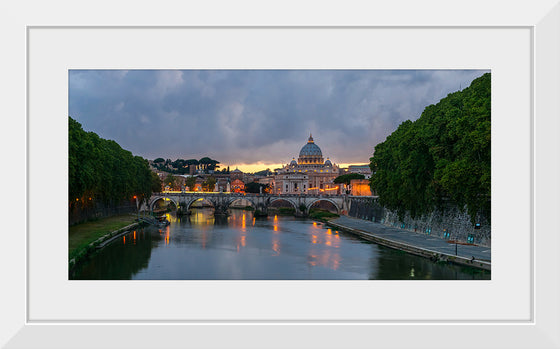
72,208,490,280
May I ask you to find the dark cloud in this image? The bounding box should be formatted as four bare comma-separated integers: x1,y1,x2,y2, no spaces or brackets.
69,69,489,166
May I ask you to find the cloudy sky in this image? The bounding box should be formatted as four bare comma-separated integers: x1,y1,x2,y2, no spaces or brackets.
69,70,489,172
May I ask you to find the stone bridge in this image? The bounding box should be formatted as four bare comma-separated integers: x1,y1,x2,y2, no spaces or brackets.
144,192,360,216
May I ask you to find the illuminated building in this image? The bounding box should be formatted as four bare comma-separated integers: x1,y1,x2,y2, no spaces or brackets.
275,134,340,194
231,179,245,193
350,179,373,196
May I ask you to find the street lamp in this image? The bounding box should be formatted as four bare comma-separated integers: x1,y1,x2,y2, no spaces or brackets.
133,195,139,220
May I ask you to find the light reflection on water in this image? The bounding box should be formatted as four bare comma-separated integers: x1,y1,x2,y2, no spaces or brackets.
72,208,490,280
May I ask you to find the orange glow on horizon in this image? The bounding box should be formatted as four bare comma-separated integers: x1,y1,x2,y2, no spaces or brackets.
227,162,284,173
225,162,367,173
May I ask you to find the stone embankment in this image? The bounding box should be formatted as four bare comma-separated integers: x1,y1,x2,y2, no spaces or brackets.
327,215,491,271
347,197,490,247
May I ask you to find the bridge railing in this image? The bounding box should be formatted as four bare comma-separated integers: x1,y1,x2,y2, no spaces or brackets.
156,191,376,199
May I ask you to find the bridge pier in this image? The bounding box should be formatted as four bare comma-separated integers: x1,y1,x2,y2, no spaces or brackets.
254,203,268,217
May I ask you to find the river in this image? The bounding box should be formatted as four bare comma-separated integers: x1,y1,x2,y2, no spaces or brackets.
71,208,490,280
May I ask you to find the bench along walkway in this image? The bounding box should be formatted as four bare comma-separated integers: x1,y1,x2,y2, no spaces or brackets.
327,216,491,271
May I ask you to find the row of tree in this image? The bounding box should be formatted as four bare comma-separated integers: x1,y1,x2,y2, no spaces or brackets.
69,117,157,205
153,157,223,174
370,73,491,222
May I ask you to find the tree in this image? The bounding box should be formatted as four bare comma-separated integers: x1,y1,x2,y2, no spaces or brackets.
69,116,153,206
244,182,270,193
153,158,165,163
184,176,196,191
164,174,177,190
369,73,491,222
199,157,220,171
334,173,365,185
151,172,162,193
202,176,216,192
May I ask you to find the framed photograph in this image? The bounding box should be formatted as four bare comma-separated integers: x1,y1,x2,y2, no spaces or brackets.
3,0,559,348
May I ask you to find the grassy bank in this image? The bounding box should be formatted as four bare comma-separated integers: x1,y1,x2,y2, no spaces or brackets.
69,214,138,261
269,207,296,215
308,209,339,221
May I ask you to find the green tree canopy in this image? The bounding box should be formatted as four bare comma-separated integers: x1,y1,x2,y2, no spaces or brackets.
334,173,365,185
185,176,197,191
202,176,217,192
69,117,153,204
151,172,162,193
370,73,491,222
244,182,270,193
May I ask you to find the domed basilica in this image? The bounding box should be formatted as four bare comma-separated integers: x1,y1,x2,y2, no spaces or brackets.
275,134,340,194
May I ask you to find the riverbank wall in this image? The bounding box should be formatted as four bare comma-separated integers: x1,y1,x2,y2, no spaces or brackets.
347,197,490,248
325,218,490,271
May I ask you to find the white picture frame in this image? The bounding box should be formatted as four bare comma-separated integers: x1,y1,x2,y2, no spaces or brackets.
2,0,559,348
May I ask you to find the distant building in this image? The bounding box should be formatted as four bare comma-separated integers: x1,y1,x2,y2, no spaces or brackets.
274,134,340,194
347,165,372,179
230,168,243,181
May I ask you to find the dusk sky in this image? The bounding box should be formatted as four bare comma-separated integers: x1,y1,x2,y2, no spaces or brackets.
69,70,489,172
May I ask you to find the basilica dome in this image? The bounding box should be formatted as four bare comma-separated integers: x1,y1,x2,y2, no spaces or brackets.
299,134,322,157
297,134,324,165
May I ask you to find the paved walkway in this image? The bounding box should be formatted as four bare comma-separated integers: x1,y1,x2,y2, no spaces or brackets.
329,216,491,262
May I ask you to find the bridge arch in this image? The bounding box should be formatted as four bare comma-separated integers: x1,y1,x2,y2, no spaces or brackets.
150,196,179,212
306,198,340,214
269,197,298,210
227,197,258,209
186,197,216,210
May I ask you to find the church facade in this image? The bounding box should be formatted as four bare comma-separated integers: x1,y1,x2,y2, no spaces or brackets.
274,134,340,195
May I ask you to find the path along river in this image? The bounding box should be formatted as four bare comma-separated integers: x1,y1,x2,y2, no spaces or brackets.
71,208,490,280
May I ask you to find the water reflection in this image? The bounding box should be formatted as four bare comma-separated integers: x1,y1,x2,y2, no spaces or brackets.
72,226,161,279
71,208,490,280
